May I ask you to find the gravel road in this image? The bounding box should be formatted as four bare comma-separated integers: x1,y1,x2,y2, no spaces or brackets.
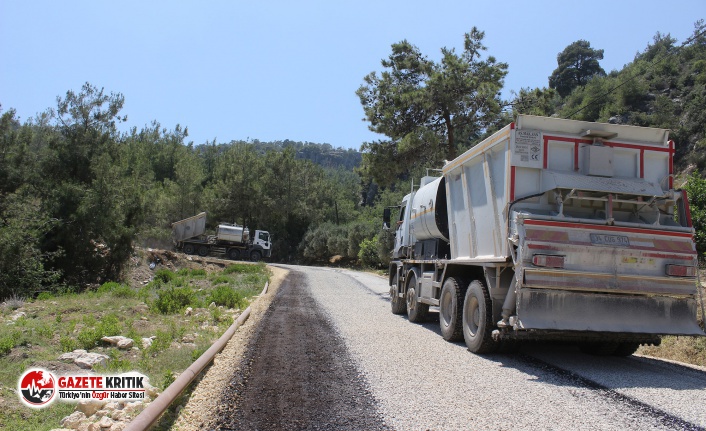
210,264,706,431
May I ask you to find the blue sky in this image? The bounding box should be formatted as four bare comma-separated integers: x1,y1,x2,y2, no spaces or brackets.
1,1,703,149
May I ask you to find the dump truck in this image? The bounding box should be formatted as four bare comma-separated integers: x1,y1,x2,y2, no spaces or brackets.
172,212,272,261
385,114,705,355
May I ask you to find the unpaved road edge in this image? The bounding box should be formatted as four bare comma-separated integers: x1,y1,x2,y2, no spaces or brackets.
169,266,289,430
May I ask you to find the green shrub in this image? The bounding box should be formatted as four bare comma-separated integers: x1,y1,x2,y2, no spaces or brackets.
210,275,232,285
147,330,173,355
112,284,136,298
97,281,122,295
154,269,176,284
59,336,78,352
77,327,100,350
162,369,175,389
191,347,206,361
98,314,121,337
153,286,196,314
36,292,53,301
358,235,381,267
208,285,247,309
77,313,122,349
0,335,15,356
189,268,207,277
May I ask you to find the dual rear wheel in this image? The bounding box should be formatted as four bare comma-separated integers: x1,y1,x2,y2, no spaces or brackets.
439,277,513,354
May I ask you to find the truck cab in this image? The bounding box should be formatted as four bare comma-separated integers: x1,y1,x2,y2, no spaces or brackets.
392,194,414,259
253,230,272,258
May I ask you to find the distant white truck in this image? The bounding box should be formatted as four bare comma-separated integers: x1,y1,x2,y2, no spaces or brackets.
172,212,272,261
385,115,705,355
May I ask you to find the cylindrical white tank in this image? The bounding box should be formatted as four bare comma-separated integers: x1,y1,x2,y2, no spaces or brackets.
410,177,449,242
216,225,249,244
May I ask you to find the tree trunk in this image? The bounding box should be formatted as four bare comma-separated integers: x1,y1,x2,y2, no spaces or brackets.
445,113,456,160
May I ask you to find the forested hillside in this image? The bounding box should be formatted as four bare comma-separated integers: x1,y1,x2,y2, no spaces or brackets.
0,84,397,299
2,21,706,299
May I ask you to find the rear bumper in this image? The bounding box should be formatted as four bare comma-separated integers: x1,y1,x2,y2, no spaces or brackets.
516,288,705,336
523,268,696,296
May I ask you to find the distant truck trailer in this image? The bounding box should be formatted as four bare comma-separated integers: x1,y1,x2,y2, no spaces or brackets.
172,212,272,262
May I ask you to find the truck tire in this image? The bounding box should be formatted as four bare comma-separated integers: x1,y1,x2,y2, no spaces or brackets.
250,250,262,262
198,245,209,257
406,273,429,323
390,272,407,315
439,277,466,341
227,248,240,260
183,244,195,255
462,280,497,354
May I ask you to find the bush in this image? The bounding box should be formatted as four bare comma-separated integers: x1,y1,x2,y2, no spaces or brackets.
208,285,247,309
358,236,382,267
153,286,196,314
97,282,122,294
684,172,706,257
78,328,100,350
210,275,232,285
36,292,53,301
97,282,135,298
154,269,176,284
0,335,15,356
77,313,122,349
59,335,78,352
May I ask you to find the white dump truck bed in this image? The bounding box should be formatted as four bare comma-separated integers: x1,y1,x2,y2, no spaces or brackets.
442,114,680,262
172,212,207,243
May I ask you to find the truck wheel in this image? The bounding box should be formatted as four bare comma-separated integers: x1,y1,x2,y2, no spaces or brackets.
406,273,429,323
198,245,209,257
462,280,497,354
227,248,240,260
183,244,195,255
390,272,407,315
250,250,262,262
439,277,466,341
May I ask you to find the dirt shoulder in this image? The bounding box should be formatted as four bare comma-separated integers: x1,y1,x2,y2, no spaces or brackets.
169,266,289,430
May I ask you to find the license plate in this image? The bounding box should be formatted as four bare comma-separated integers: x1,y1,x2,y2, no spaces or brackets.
590,233,630,247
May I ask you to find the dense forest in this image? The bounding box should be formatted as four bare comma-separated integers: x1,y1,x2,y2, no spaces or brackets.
1,21,706,299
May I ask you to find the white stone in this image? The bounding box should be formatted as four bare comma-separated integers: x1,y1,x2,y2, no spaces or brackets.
77,399,106,417
98,416,113,429
185,307,193,316
61,411,87,429
141,338,153,349
58,350,110,369
101,336,134,349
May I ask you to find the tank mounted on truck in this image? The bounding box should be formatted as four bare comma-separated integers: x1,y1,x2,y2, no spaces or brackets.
385,115,705,355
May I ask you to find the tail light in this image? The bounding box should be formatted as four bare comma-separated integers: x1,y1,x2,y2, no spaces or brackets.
665,264,696,277
532,254,565,268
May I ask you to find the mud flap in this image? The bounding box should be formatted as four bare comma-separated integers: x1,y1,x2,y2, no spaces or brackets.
516,289,705,336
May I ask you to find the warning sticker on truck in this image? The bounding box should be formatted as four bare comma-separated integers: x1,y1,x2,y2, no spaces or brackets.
511,129,543,168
